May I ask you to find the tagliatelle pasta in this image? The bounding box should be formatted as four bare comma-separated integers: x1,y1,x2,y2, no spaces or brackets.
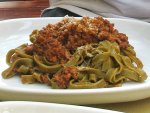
2,17,147,89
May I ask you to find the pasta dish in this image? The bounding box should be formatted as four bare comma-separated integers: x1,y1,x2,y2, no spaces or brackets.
2,16,147,89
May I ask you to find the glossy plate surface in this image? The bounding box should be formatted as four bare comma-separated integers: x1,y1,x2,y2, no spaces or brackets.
0,17,150,104
0,101,121,113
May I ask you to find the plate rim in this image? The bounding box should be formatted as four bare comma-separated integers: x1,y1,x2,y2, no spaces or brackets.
0,101,121,113
0,17,150,104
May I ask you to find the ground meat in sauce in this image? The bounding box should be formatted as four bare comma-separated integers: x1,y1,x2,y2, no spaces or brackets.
33,34,70,63
33,16,128,64
40,74,51,85
52,67,78,88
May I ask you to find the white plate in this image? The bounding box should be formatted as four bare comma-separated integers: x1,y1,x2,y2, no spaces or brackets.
0,101,121,113
0,17,150,104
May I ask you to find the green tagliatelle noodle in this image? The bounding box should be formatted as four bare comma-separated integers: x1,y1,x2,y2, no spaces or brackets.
2,39,147,89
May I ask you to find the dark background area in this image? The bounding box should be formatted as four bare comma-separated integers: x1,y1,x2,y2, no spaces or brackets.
0,0,49,20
